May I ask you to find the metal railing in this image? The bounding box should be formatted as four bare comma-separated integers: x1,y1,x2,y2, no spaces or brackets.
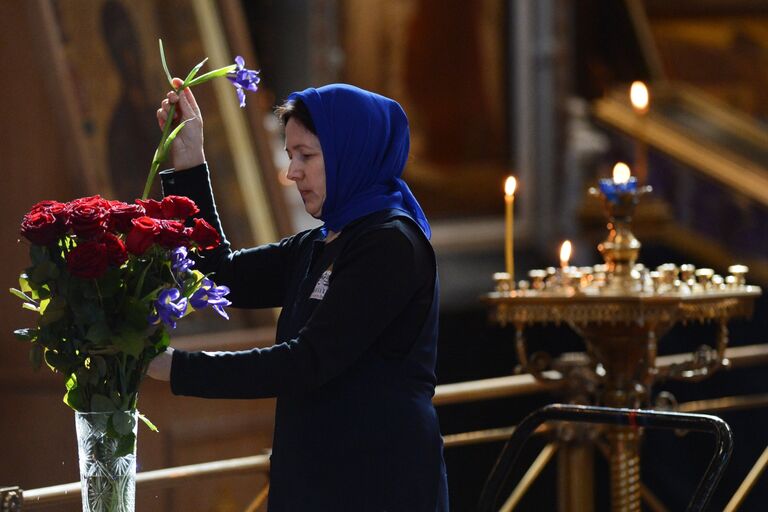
4,342,768,511
477,405,734,512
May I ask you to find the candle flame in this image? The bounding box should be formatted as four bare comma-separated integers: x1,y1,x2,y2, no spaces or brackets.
504,176,517,196
560,240,572,264
630,81,650,112
612,162,631,184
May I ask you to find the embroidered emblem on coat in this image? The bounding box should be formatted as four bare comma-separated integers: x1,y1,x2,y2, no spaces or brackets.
310,268,332,300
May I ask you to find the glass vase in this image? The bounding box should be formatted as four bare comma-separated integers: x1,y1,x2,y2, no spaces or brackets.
75,411,138,512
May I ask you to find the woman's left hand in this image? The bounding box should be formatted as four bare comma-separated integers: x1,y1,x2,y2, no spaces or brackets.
157,77,205,170
147,347,174,381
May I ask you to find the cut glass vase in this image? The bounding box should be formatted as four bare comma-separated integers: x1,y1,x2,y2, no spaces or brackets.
75,411,137,512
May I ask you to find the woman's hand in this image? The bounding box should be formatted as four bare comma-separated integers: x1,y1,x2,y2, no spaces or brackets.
157,77,205,170
147,347,174,381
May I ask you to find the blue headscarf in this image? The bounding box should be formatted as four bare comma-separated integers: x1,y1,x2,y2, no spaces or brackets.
287,84,431,239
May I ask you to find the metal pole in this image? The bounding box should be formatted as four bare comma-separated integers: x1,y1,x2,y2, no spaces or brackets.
557,442,595,512
21,454,271,508
244,482,271,512
500,443,558,511
433,371,563,406
724,444,768,512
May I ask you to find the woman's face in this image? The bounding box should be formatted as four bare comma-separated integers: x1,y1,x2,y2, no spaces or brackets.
285,118,326,218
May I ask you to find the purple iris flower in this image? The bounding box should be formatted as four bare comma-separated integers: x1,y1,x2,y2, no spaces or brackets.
190,278,231,319
148,287,188,329
227,56,260,108
171,246,195,275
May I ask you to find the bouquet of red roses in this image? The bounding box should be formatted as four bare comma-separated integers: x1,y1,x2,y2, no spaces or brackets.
11,39,259,457
12,194,228,447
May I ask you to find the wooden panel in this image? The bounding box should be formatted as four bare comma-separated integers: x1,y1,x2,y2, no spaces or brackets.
0,4,279,510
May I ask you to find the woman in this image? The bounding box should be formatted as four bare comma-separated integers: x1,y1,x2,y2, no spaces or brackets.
149,80,448,511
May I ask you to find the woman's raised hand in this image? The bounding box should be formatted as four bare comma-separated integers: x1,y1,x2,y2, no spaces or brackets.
157,77,205,171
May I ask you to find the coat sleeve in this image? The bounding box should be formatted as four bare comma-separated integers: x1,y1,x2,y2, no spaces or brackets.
170,225,434,399
160,163,294,308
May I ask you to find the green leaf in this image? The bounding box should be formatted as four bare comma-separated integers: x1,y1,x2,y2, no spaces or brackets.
85,321,111,344
29,344,43,370
132,257,155,299
114,433,136,458
187,64,237,88
97,267,122,298
63,376,87,411
76,365,97,387
30,245,48,265
37,286,51,300
154,328,170,352
182,57,209,87
92,355,107,379
82,281,100,299
45,349,77,373
114,330,145,358
138,411,159,432
161,119,191,157
29,260,59,285
112,411,137,436
90,394,117,412
19,274,33,292
13,327,38,341
9,287,36,304
110,390,124,409
22,302,40,312
158,39,173,86
39,296,67,326
122,297,150,332
18,276,49,301
36,326,58,349
71,301,104,326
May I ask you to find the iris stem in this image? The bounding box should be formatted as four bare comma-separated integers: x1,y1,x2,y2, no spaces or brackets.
141,62,237,199
142,101,178,200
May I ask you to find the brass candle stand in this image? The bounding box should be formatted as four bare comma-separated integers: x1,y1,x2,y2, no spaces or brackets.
483,182,761,511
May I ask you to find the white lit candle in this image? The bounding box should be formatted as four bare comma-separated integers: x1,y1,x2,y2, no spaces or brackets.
630,81,650,184
560,240,572,271
504,176,517,280
612,162,631,184
630,81,649,115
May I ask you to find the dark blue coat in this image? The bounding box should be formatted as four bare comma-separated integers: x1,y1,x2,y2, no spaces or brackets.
163,165,449,511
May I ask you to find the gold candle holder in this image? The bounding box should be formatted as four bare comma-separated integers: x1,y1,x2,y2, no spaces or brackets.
589,163,652,293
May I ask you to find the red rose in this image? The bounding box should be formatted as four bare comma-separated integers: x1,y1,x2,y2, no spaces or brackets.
161,195,200,220
189,218,220,250
70,195,110,209
30,200,58,213
29,200,70,232
20,211,61,245
109,201,146,233
101,232,128,267
68,203,108,239
66,241,108,279
135,199,164,218
125,216,160,255
156,220,190,248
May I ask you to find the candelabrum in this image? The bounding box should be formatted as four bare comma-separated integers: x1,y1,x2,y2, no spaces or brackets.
590,176,651,293
484,179,761,512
